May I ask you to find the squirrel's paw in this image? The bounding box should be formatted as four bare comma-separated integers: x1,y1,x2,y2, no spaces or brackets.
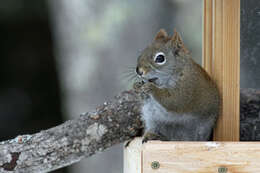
142,132,167,143
133,81,144,92
140,82,156,94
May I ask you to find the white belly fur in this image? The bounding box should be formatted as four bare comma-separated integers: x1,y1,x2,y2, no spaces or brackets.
142,96,195,130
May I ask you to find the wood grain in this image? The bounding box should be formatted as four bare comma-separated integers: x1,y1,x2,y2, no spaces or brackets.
124,138,143,173
203,0,240,141
143,140,260,173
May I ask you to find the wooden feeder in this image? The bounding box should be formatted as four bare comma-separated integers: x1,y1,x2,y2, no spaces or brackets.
124,0,260,172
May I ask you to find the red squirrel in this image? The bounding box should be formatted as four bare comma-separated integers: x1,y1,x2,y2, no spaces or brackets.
134,29,220,142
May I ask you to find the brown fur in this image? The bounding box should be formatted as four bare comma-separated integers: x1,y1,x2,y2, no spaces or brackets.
135,29,220,142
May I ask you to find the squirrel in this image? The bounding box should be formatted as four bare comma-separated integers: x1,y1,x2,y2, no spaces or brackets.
134,29,220,143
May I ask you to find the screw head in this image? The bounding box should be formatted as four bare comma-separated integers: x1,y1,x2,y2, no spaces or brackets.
151,161,160,169
218,167,228,173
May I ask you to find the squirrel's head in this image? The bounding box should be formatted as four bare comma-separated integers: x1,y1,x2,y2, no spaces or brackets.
136,29,189,88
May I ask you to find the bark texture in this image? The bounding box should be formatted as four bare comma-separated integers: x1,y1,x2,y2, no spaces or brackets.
0,90,143,173
0,89,259,172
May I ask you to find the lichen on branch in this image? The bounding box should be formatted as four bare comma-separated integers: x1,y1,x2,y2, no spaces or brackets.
0,90,143,173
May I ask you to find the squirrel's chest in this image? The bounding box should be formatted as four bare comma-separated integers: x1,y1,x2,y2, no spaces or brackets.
142,97,194,128
142,97,171,122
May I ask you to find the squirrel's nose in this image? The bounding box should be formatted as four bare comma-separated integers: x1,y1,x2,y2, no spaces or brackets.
136,67,143,76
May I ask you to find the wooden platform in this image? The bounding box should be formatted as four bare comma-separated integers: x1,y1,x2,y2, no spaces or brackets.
125,138,260,173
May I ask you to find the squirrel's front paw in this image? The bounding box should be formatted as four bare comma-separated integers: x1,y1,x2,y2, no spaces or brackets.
133,81,144,92
141,82,156,94
142,132,167,143
133,81,156,94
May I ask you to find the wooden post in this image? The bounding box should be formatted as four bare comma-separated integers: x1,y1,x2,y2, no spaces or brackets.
203,0,240,141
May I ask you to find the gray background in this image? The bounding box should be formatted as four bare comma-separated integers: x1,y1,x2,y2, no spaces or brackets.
241,0,260,89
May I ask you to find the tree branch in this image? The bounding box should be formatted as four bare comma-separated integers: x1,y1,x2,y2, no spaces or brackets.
0,90,143,173
0,89,259,172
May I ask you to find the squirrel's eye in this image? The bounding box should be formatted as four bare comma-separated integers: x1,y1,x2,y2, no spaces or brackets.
154,52,166,65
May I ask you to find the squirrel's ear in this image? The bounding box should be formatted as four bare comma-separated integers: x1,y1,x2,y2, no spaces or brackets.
171,29,184,48
171,29,189,55
154,29,168,42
